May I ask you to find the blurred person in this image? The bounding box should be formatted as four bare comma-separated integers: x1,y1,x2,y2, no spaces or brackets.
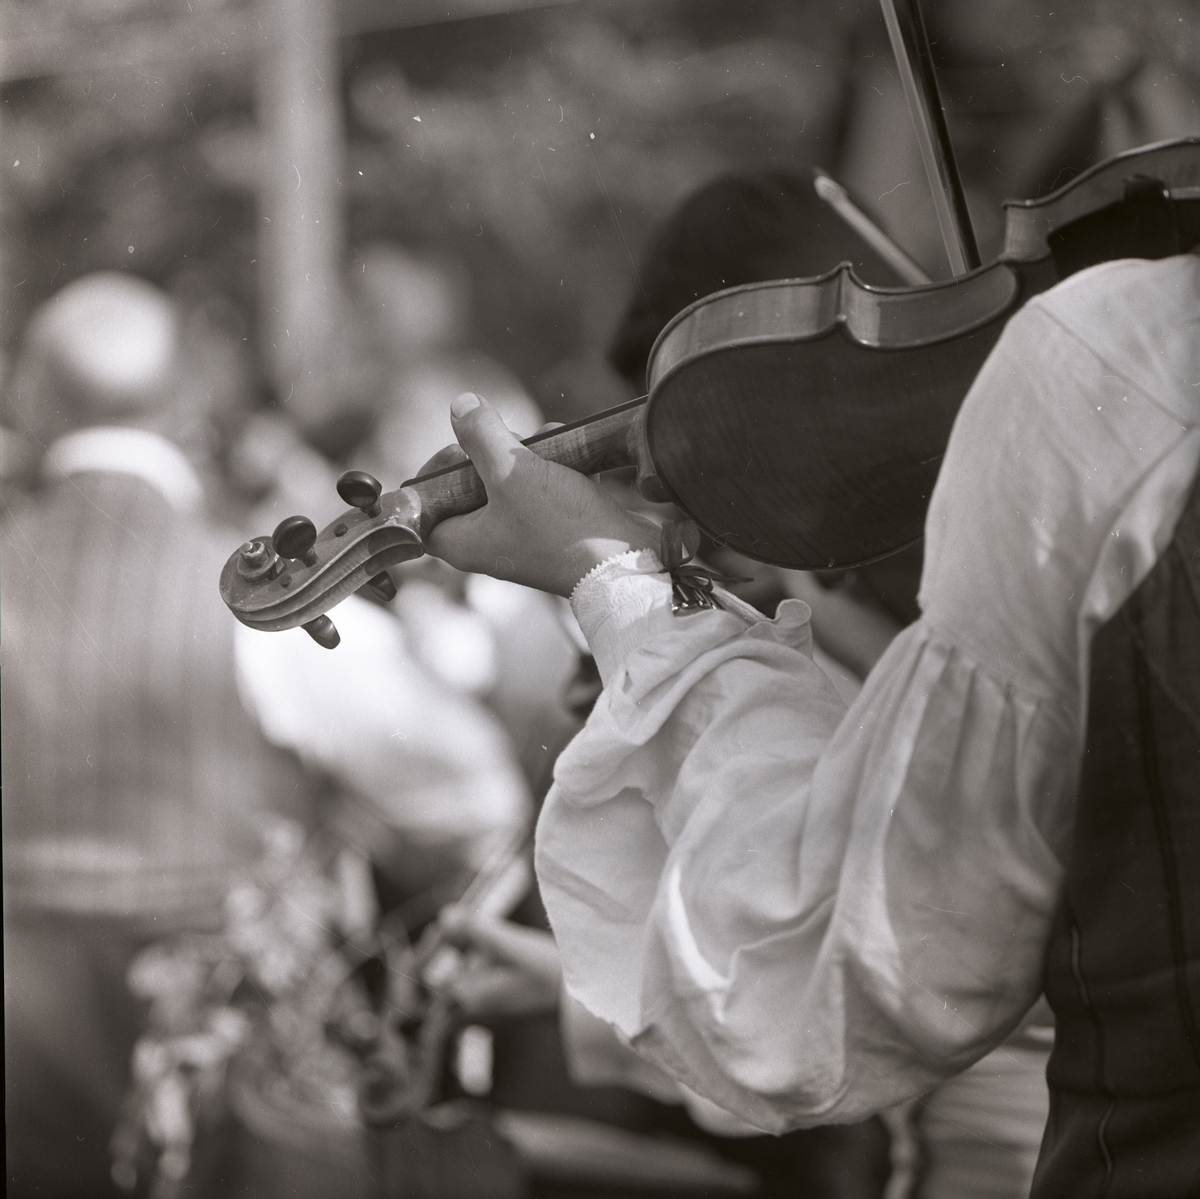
353,240,581,790
0,271,533,1197
1,271,321,1199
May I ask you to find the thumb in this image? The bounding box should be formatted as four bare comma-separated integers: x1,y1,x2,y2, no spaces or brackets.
450,392,527,488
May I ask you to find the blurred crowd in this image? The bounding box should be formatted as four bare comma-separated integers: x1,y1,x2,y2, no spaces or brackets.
3,1,1198,1198
0,251,585,1198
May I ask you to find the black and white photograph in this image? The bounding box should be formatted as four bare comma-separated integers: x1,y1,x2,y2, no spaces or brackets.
3,0,1199,1196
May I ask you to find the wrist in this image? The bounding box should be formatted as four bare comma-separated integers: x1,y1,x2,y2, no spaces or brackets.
556,530,660,598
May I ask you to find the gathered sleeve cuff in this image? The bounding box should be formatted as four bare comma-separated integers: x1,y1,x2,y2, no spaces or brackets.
569,548,774,684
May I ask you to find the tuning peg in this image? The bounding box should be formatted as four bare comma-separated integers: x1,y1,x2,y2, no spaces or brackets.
237,538,281,581
273,515,319,566
337,470,383,518
302,615,340,649
365,570,397,602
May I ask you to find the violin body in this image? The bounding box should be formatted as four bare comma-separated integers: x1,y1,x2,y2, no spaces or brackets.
645,136,1200,568
644,262,1028,568
221,137,1200,635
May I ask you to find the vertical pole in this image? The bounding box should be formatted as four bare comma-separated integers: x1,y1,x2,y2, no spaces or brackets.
254,0,345,426
878,0,980,276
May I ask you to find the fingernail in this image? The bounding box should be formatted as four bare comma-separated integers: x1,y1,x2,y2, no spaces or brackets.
451,392,482,418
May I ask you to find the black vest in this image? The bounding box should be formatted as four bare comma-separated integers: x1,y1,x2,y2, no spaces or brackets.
1032,475,1200,1197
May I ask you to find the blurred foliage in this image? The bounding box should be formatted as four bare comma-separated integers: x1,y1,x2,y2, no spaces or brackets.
110,818,369,1196
342,2,853,387
2,51,257,348
2,0,855,411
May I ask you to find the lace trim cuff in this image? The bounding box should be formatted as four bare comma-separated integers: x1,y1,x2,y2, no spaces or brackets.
569,549,671,683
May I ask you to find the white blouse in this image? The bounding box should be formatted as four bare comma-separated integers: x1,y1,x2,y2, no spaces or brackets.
535,253,1200,1133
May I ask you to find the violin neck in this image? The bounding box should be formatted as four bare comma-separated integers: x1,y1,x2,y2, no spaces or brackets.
402,395,651,537
879,0,980,276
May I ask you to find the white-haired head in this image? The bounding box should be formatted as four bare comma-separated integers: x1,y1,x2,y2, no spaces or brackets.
9,272,180,447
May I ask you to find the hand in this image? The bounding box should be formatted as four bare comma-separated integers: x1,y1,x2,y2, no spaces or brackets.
422,393,659,597
435,906,562,1021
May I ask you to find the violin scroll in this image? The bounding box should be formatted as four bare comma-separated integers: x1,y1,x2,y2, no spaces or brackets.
220,486,432,637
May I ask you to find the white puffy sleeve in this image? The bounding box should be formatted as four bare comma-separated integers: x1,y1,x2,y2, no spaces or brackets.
535,255,1200,1132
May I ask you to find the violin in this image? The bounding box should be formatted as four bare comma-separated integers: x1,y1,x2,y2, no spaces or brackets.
220,0,1200,647
641,136,1200,576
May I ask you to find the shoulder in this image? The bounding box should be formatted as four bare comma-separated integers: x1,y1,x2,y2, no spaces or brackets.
919,253,1200,696
1031,251,1199,330
1016,253,1200,427
952,252,1200,467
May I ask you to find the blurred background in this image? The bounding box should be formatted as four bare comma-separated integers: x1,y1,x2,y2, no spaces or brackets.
2,2,1199,1198
4,0,1199,449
